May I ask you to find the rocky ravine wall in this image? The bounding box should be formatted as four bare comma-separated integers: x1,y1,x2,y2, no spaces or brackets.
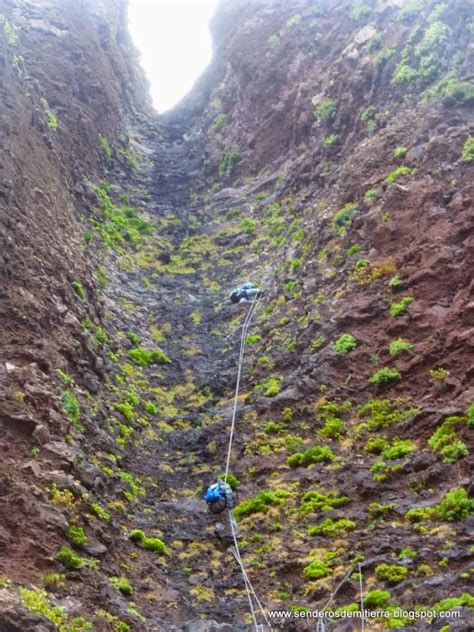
0,0,474,631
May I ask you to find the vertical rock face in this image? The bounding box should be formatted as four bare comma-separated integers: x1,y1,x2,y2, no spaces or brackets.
0,0,474,630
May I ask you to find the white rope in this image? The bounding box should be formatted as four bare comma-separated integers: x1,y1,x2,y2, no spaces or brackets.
229,510,272,630
359,563,365,632
224,294,261,480
221,294,272,631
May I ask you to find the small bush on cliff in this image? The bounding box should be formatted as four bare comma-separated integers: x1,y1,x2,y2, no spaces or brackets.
314,98,336,121
287,15,301,28
389,339,414,356
333,202,358,232
308,518,356,537
303,551,337,580
288,445,336,468
333,333,357,354
267,34,280,49
385,166,417,183
375,564,408,584
390,295,414,317
369,367,401,385
323,133,339,146
111,576,133,597
71,281,86,300
428,416,468,463
212,114,227,133
219,147,240,177
67,525,88,549
350,3,371,24
61,390,82,431
462,136,474,162
364,590,391,608
56,546,84,569
393,146,407,159
128,346,171,366
130,529,166,554
233,489,291,519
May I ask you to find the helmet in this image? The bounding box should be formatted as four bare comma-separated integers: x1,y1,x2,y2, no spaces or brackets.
230,290,240,304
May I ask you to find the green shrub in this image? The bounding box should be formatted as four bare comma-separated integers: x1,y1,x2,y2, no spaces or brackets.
361,106,376,123
424,77,474,106
333,202,358,231
212,114,227,133
56,546,84,569
364,590,391,608
364,188,378,200
287,445,336,468
111,576,133,597
415,20,451,57
356,399,419,431
267,35,280,49
333,333,357,354
354,258,370,269
128,347,171,366
385,166,417,183
61,390,82,430
95,327,108,344
346,244,361,256
308,518,356,537
369,368,401,385
428,416,467,463
299,490,349,516
374,47,395,67
99,136,112,159
368,502,395,519
388,275,403,289
323,133,338,146
381,439,414,459
129,529,166,554
144,401,158,415
350,3,371,23
303,551,336,580
219,473,241,490
389,338,414,356
262,376,281,397
390,295,414,317
240,217,257,234
434,486,474,521
246,334,261,345
393,146,407,159
462,136,474,163
67,525,87,548
314,98,336,121
375,563,408,584
127,331,141,345
56,369,75,386
431,593,474,614
90,503,111,522
233,489,291,519
71,281,86,300
219,147,240,177
287,15,301,28
467,404,474,426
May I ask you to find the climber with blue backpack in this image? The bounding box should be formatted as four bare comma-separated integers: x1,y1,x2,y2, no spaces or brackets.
204,479,240,541
229,282,263,304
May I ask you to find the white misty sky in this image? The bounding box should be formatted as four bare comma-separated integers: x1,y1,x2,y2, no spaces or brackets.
128,0,219,113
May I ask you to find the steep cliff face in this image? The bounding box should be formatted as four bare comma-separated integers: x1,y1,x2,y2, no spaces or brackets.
0,0,473,631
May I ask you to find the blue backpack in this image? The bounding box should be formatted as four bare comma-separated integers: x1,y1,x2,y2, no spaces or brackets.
205,482,224,503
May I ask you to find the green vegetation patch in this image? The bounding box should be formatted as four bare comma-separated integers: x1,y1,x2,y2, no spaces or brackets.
233,489,291,519
314,98,336,121
303,550,337,580
389,338,414,356
333,333,357,354
308,517,356,537
385,166,417,183
375,563,408,584
128,346,171,366
406,486,474,523
219,147,240,177
369,367,401,385
390,295,414,317
333,202,358,232
288,445,336,468
428,415,469,463
299,490,349,516
462,136,474,163
130,529,166,554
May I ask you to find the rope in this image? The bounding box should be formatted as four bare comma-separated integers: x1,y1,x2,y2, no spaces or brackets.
316,564,357,631
359,563,365,632
221,294,272,631
224,294,261,481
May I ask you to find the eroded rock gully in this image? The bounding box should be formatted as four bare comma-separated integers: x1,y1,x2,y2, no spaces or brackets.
0,0,473,630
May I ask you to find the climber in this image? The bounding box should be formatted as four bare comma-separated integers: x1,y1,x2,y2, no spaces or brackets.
230,282,263,304
204,479,240,541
